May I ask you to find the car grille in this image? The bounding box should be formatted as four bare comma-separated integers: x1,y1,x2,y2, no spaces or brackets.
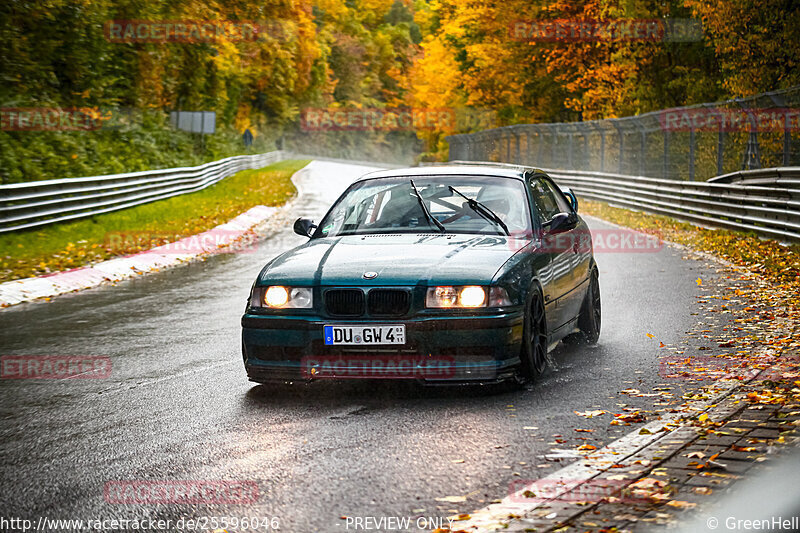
368,289,410,317
325,289,365,316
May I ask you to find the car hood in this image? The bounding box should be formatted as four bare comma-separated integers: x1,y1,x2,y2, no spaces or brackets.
260,234,526,286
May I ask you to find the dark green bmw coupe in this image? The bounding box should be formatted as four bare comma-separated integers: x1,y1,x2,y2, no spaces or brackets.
241,163,600,385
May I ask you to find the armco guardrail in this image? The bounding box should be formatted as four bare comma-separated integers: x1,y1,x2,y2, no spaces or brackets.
544,167,800,242
0,151,286,233
435,161,800,242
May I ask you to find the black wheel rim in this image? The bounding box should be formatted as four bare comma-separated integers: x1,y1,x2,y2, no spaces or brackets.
591,271,601,333
529,293,547,374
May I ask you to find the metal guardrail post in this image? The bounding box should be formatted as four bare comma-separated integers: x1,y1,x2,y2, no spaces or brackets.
576,123,589,170
610,120,624,174
536,125,545,166
634,120,646,176
548,125,559,168
689,126,696,180
525,126,533,166
599,127,606,172
567,131,575,169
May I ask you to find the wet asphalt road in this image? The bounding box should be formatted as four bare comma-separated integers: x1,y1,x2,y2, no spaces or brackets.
0,161,723,532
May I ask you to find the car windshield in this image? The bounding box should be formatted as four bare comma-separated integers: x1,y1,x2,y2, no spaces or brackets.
316,175,531,237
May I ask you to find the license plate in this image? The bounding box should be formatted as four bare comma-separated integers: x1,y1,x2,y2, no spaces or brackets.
323,325,406,345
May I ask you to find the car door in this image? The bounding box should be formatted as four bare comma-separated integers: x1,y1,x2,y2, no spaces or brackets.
538,176,588,325
528,174,577,332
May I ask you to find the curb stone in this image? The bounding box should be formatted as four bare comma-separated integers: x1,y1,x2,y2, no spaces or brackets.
0,204,279,308
444,368,799,532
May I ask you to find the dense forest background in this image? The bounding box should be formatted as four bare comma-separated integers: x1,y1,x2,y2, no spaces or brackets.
1,0,798,182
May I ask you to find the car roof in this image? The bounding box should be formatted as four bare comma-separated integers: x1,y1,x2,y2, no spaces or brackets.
358,162,546,183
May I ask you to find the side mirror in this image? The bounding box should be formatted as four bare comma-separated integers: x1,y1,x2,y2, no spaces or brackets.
293,217,317,237
545,212,577,234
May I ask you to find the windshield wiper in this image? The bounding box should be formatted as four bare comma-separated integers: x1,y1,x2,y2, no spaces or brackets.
448,186,510,236
410,180,446,232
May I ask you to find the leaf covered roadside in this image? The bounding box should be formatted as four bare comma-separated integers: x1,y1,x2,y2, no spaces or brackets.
430,201,799,532
0,160,309,286
580,198,799,398
538,199,800,529
580,199,800,287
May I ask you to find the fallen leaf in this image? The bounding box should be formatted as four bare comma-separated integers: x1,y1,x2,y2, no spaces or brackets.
435,496,466,503
575,410,606,418
666,500,697,509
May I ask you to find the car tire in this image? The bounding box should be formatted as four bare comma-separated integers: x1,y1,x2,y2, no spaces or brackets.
577,267,601,344
520,285,548,381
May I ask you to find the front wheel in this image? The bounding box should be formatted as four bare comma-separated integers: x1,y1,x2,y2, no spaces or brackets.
577,267,601,344
520,286,548,381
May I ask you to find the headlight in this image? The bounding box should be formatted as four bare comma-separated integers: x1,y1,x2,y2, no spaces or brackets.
426,286,486,308
251,286,313,309
459,286,486,307
425,285,512,308
265,286,289,307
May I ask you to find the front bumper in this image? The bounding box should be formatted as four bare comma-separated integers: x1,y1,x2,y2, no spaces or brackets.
241,311,524,384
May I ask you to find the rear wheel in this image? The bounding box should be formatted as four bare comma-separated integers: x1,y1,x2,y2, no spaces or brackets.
520,287,548,381
577,267,601,344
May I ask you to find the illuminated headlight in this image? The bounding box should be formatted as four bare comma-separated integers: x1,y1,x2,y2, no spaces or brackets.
251,286,313,309
426,286,486,308
459,286,486,307
425,286,512,308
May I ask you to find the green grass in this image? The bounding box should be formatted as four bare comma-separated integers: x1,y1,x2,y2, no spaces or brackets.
0,159,310,283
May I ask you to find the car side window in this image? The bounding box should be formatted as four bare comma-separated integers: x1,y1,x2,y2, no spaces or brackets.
529,177,563,222
542,178,573,214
